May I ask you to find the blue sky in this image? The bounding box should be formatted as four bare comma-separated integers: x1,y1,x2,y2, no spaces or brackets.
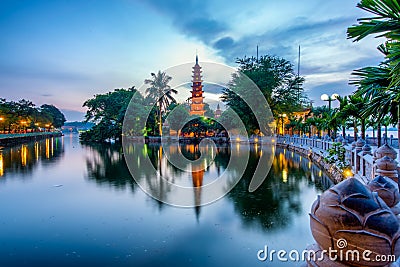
0,0,384,121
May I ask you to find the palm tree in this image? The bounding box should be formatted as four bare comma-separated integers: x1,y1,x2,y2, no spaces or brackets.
334,96,351,138
348,0,400,146
348,0,400,86
346,95,370,140
145,71,177,136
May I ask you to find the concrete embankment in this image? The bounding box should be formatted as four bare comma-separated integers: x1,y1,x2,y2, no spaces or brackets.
0,132,62,147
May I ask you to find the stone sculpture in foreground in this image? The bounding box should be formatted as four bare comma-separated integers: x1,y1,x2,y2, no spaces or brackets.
308,178,400,266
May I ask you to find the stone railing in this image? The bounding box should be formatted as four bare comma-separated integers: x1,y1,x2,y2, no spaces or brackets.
276,135,399,185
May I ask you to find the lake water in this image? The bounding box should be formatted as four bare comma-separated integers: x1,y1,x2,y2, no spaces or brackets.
0,134,333,266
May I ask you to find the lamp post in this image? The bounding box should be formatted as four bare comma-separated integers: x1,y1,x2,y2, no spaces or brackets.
320,93,339,111
0,117,3,134
277,113,287,135
20,121,27,133
320,93,339,137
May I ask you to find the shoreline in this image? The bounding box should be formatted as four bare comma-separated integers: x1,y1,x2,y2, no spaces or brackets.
0,132,63,148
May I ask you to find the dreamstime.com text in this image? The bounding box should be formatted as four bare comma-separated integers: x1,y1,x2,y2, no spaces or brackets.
257,239,396,263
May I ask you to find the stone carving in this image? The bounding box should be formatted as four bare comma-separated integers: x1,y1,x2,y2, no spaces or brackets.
356,138,365,148
362,144,372,155
368,175,400,215
375,156,399,181
310,178,400,266
375,143,397,160
351,141,357,150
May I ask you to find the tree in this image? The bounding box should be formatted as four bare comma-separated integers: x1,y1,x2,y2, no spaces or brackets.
81,87,136,142
348,0,400,145
333,96,351,138
40,104,66,128
351,63,396,145
166,104,190,133
0,98,64,133
342,95,370,140
221,55,306,135
144,71,177,136
347,0,400,87
203,103,215,118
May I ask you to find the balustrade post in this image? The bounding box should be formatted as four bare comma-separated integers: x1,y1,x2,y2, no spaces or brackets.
355,138,365,174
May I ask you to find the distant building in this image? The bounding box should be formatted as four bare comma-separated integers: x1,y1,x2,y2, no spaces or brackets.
214,103,222,118
190,55,205,116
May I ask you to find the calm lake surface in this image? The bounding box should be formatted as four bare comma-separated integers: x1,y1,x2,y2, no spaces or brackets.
0,134,333,267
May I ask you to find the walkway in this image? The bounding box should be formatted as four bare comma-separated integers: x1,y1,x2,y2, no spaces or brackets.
276,135,400,185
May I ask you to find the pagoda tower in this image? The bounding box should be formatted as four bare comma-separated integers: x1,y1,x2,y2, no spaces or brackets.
190,55,205,116
214,103,222,118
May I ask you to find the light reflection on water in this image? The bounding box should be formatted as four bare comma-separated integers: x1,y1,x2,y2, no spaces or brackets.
0,134,333,267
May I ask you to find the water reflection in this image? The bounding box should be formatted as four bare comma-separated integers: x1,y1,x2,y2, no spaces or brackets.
83,143,135,193
82,142,333,230
0,137,64,179
228,147,333,231
119,143,333,230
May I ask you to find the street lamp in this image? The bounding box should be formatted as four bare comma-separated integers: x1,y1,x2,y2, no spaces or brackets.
0,117,3,134
321,93,339,137
320,93,339,110
20,121,27,133
277,113,287,135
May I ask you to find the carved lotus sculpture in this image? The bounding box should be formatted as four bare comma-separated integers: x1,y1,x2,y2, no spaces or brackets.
310,178,400,266
375,143,397,160
375,156,398,171
368,175,400,209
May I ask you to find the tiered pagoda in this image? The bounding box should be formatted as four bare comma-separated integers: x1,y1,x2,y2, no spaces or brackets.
190,55,205,116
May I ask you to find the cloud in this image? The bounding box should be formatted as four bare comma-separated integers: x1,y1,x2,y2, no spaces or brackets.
142,0,227,44
213,37,235,50
141,0,384,105
41,93,53,97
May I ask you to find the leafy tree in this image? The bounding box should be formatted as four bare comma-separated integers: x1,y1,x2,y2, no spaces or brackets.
348,0,400,144
348,0,400,87
0,98,64,132
340,95,369,140
221,55,306,135
81,87,136,142
217,107,246,136
40,104,66,128
166,104,190,133
203,103,215,118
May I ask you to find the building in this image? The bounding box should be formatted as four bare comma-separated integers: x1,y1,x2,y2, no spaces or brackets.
190,55,205,116
214,103,222,118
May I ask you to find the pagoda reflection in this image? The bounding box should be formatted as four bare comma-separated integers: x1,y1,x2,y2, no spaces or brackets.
191,158,205,221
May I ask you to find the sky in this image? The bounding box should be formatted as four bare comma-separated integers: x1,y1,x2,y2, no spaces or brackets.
0,0,385,121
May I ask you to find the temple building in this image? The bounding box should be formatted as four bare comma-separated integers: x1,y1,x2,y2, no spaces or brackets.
190,55,205,116
214,103,222,118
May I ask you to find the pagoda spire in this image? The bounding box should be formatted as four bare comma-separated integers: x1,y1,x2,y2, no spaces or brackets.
190,54,205,116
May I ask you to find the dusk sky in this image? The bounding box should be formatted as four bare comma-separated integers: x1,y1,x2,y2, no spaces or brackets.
0,0,384,121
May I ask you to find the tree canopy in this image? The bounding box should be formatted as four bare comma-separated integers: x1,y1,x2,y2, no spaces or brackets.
80,88,136,142
0,98,65,132
221,55,307,134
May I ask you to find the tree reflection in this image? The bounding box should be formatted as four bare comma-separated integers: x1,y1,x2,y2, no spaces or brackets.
227,147,332,232
120,142,332,229
0,137,64,180
84,143,135,193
